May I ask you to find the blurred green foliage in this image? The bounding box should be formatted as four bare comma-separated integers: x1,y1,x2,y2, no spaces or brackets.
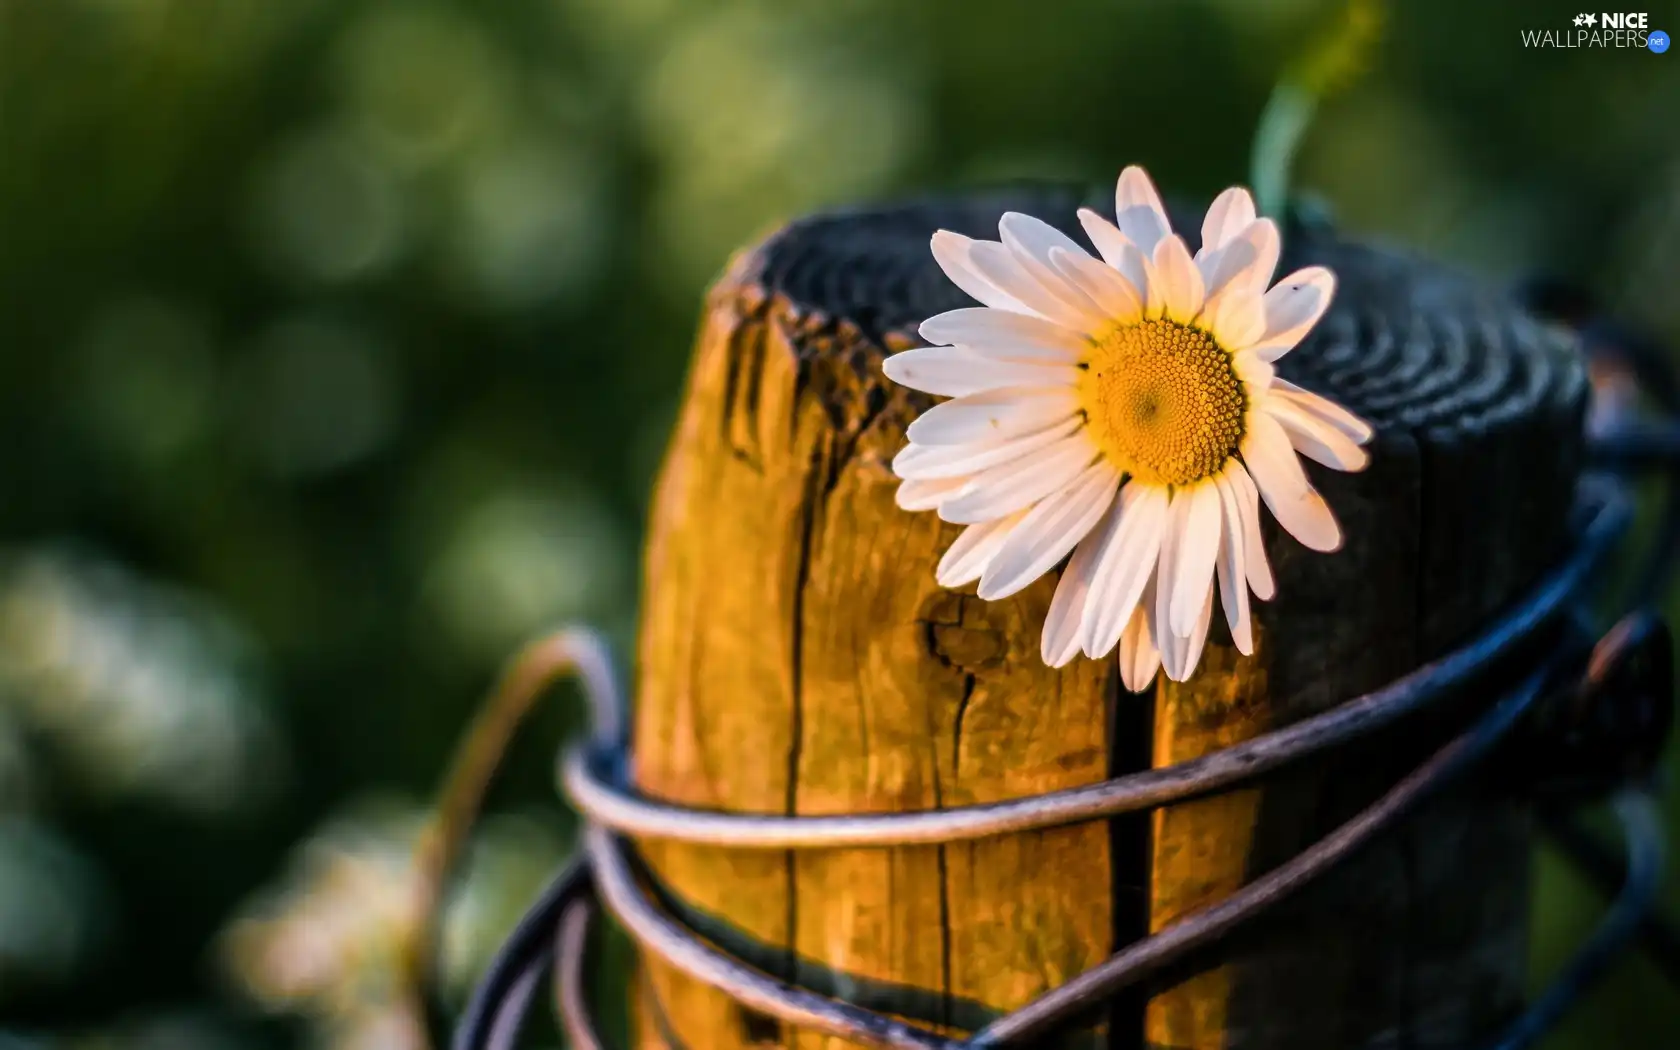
1,0,1678,1046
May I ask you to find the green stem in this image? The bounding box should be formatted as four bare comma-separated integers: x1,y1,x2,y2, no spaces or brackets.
403,626,619,1048
1250,85,1317,221
1248,0,1386,220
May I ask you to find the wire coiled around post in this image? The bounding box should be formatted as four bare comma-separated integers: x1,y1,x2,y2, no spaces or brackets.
444,475,1676,1049
447,284,1680,1048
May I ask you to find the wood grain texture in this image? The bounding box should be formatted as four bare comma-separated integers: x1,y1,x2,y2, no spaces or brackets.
628,186,1586,1049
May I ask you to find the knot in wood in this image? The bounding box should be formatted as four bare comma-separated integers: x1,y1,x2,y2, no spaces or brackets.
918,591,1008,674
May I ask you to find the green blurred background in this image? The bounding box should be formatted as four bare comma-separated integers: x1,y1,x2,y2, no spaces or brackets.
1,0,1677,1046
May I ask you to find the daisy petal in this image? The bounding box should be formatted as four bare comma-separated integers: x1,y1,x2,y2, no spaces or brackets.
1081,485,1170,658
1271,379,1375,444
1241,411,1342,552
1077,208,1129,266
937,511,1028,587
892,417,1081,481
1213,475,1253,655
896,475,968,512
937,433,1097,524
969,240,1102,334
1041,525,1104,667
1118,589,1161,693
1239,218,1281,296
1200,187,1256,255
1268,398,1370,471
998,213,1109,327
1224,461,1274,600
1150,234,1204,323
999,211,1090,262
930,230,1035,315
1199,217,1279,301
1153,524,1182,674
882,346,1079,398
1207,290,1266,353
1061,489,1125,651
1077,209,1154,306
1253,266,1336,361
1115,165,1171,255
978,462,1120,599
1164,581,1215,682
1048,246,1143,323
1233,349,1276,390
918,308,1087,363
1169,484,1223,636
906,387,1079,447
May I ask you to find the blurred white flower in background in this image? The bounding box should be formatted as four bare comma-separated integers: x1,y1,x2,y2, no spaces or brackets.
0,549,284,815
221,803,566,1050
0,713,39,815
0,819,105,998
319,1010,430,1050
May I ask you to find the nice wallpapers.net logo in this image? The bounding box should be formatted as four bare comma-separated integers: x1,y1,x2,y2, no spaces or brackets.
1520,11,1670,50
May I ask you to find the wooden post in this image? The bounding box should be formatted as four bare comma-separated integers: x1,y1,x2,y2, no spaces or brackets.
628,186,1585,1049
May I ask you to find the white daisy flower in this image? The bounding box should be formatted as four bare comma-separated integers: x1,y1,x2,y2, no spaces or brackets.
884,166,1373,690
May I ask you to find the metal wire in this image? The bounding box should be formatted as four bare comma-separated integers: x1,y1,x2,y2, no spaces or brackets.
556,897,608,1050
559,489,1625,851
969,667,1557,1048
450,487,1675,1047
1540,805,1680,984
455,598,1672,1050
450,858,589,1050
578,663,1555,1049
1482,789,1666,1050
587,823,954,1049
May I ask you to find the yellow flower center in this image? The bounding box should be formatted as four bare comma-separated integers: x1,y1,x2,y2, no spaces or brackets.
1077,320,1246,487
